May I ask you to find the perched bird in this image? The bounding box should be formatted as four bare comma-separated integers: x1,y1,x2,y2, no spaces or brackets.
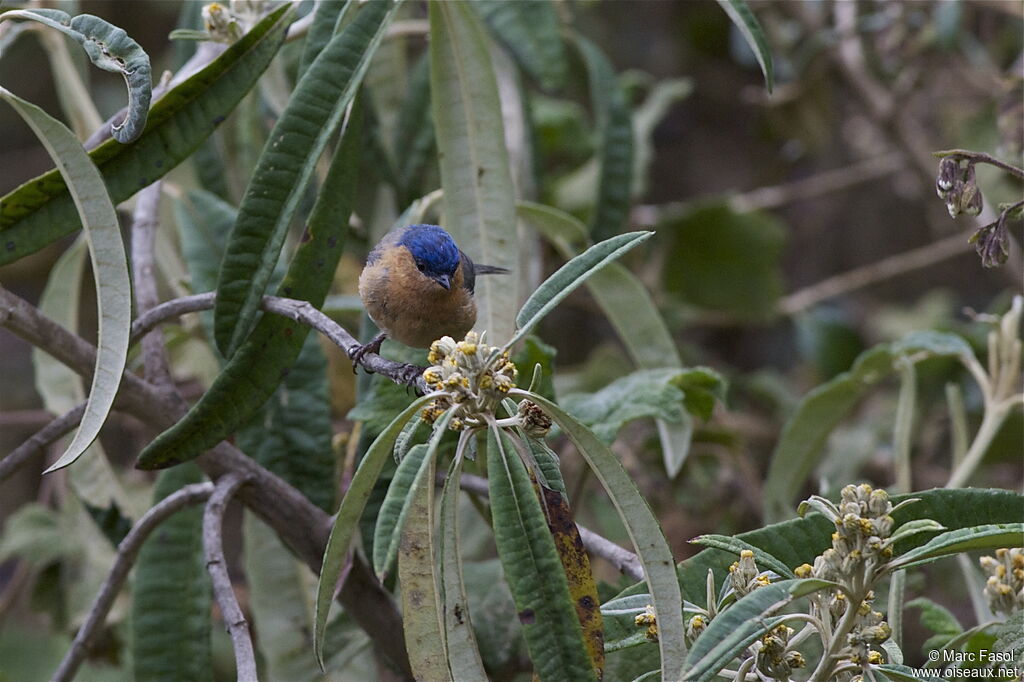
351,224,508,365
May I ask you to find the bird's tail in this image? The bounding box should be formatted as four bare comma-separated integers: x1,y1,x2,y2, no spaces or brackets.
474,264,510,275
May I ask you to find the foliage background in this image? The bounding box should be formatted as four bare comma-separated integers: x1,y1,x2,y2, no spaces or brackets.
0,0,1021,679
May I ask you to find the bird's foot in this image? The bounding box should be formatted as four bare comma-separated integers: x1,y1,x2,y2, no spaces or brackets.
396,362,427,389
347,332,387,373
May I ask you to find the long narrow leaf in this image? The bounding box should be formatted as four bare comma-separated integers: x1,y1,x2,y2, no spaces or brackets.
439,449,489,680
373,444,430,578
474,0,567,91
430,0,518,343
214,0,394,357
575,36,634,242
488,426,596,681
509,231,653,349
314,394,437,667
398,437,450,681
516,392,686,680
136,102,362,471
1,8,151,142
0,5,292,266
716,0,774,93
131,465,212,681
891,524,1024,571
0,87,129,474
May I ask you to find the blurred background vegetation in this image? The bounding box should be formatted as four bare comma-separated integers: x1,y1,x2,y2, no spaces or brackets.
0,0,1021,679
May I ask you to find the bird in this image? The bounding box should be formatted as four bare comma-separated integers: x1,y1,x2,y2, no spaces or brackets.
350,224,508,367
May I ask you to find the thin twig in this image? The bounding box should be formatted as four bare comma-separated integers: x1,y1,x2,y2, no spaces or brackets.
933,150,1024,180
128,291,427,391
778,231,972,315
131,181,175,392
51,482,216,682
456,472,644,581
203,473,257,682
0,403,85,484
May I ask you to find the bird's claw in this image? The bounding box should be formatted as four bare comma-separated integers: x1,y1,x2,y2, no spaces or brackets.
347,332,387,373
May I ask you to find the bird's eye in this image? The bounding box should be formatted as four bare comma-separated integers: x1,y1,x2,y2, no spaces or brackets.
414,258,426,272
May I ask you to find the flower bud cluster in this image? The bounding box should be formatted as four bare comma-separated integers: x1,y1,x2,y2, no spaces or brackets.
728,550,772,597
421,333,518,431
807,484,896,584
979,548,1024,616
755,624,805,680
846,597,891,665
634,605,659,642
202,3,243,42
936,157,983,218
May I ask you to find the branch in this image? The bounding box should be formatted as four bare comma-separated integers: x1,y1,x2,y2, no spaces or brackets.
129,291,427,391
457,473,644,581
934,149,1024,181
131,182,175,392
778,231,972,315
51,482,216,682
203,473,257,682
0,402,85,484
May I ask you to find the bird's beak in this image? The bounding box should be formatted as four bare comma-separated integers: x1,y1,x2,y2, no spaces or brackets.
433,274,451,290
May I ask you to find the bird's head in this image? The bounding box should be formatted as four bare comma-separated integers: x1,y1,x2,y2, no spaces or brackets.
399,224,461,290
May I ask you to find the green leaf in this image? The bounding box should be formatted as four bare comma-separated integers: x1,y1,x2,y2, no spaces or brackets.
716,0,774,93
31,237,137,521
297,0,351,80
0,5,292,266
907,597,964,653
690,535,795,579
131,465,212,682
237,331,336,511
430,0,518,344
393,54,435,206
1,8,151,142
891,524,1024,570
511,231,653,348
374,443,431,579
663,202,785,320
136,103,361,471
992,612,1024,666
575,36,635,242
398,434,450,681
888,519,947,544
0,87,130,474
314,394,437,667
242,513,322,682
0,504,65,568
438,451,489,680
682,579,836,681
560,369,688,443
518,393,686,681
765,331,983,520
474,0,567,91
214,0,394,357
487,426,596,681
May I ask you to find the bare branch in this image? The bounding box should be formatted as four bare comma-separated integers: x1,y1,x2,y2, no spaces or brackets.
0,402,85,484
51,482,216,682
129,291,427,391
203,473,257,682
456,472,644,581
131,182,175,392
934,149,1024,181
778,232,971,315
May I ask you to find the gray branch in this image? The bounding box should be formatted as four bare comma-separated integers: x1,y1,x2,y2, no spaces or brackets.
130,182,174,392
51,482,215,682
0,402,84,484
203,473,257,682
